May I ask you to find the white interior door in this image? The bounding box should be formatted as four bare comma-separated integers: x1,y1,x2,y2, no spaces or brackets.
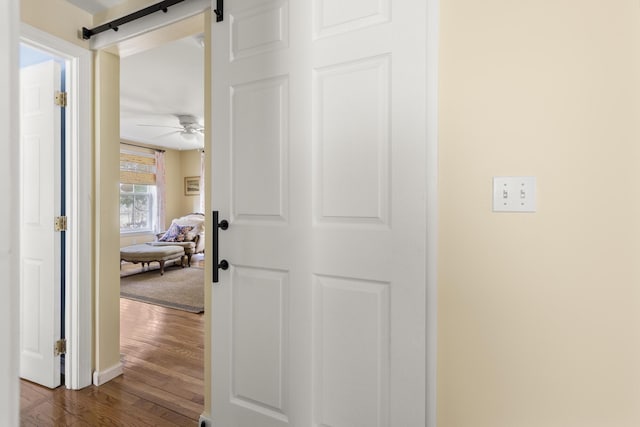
211,0,428,425
19,60,62,389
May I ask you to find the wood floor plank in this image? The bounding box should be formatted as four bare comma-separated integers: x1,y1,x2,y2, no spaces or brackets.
119,357,203,395
110,375,203,420
20,293,205,426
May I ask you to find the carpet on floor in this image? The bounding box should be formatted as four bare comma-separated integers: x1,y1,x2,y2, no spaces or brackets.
120,265,204,313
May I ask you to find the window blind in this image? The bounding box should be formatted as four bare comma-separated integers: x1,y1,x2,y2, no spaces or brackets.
120,151,156,185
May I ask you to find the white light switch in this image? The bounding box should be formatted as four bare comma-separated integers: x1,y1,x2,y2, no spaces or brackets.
493,176,536,212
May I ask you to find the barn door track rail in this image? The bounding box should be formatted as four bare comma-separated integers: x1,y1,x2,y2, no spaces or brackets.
81,0,185,40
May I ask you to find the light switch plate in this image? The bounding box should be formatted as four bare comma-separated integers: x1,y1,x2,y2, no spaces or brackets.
493,176,536,212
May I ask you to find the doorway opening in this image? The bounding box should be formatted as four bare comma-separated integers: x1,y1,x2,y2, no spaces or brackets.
18,23,93,392
114,16,206,423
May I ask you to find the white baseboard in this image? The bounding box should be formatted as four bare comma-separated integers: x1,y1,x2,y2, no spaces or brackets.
198,413,212,427
92,362,123,386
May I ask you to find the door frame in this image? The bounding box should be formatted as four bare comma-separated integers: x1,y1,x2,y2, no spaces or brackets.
87,0,210,387
1,0,20,423
20,23,93,390
426,1,440,426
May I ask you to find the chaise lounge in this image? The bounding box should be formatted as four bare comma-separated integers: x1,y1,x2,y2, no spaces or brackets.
120,244,185,275
120,213,205,273
148,213,205,266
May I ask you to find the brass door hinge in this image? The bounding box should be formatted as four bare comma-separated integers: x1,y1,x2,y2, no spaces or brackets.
54,216,67,232
54,339,66,356
54,91,67,107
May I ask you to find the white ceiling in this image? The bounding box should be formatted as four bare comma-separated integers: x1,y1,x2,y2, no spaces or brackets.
66,0,205,151
120,35,205,150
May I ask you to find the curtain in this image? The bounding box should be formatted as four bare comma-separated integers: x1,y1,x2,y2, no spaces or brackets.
199,149,205,213
155,150,166,231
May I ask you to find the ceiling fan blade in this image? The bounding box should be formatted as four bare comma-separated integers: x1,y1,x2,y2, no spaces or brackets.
186,126,204,134
136,124,183,130
155,130,182,138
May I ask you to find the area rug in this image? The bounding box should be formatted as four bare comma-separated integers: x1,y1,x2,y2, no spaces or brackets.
120,266,204,313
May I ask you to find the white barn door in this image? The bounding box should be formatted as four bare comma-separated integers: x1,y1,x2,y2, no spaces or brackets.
19,60,62,389
211,0,428,425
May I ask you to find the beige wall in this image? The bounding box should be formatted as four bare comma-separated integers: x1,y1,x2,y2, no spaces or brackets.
160,149,202,225
438,1,640,426
21,0,91,48
93,0,155,24
180,149,204,214
94,50,122,375
161,148,203,225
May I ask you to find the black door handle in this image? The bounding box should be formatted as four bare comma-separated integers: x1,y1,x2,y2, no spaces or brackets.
212,210,229,283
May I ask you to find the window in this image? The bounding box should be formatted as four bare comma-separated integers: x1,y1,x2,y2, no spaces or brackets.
120,150,157,233
119,183,156,232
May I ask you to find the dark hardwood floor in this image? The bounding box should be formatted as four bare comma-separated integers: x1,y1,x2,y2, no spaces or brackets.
20,255,205,426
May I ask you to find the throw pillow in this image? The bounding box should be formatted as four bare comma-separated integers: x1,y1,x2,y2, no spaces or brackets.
174,219,203,241
159,223,194,242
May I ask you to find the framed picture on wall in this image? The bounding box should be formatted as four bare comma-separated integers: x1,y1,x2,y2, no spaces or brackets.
184,176,200,196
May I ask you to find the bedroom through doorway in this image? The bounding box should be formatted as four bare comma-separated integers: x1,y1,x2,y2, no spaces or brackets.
114,13,207,422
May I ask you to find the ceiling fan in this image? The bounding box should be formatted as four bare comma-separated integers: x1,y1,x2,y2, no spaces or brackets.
136,114,204,139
